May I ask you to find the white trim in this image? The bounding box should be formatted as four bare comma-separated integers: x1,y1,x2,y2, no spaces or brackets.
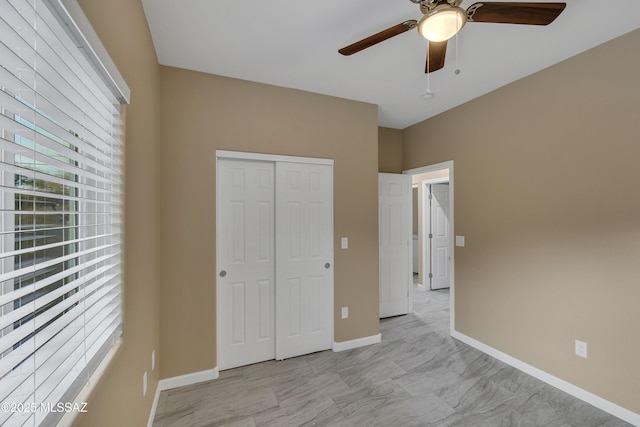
46,0,130,103
147,368,220,427
404,160,455,334
157,367,219,392
452,331,640,426
403,161,452,176
332,333,381,352
216,160,223,370
216,150,333,166
422,176,449,184
147,383,162,427
329,166,335,354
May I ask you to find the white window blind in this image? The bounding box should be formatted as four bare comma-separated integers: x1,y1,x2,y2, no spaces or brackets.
0,0,125,425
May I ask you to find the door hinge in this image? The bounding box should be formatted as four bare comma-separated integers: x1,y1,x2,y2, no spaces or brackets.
429,273,433,279
429,233,433,239
428,194,433,200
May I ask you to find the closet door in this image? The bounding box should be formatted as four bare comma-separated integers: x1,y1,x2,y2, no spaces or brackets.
217,159,275,370
275,162,333,360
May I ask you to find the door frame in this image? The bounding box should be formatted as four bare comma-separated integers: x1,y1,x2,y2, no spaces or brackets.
215,150,334,368
403,160,455,335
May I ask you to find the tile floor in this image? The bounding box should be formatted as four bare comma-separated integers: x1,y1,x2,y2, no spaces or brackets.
152,278,632,426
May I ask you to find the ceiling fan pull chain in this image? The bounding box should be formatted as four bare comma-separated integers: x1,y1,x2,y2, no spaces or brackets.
424,43,433,99
427,42,430,76
454,29,460,75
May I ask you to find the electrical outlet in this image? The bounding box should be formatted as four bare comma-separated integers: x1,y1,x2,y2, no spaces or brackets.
152,350,156,371
341,307,348,319
143,371,148,396
575,340,588,358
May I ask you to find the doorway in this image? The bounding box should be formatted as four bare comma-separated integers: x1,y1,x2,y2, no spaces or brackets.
216,151,334,370
404,161,455,333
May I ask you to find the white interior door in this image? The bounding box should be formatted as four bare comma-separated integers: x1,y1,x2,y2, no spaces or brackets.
217,159,276,370
275,162,333,360
431,183,450,290
379,173,412,318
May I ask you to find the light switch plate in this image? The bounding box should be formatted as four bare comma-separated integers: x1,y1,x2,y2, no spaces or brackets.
455,236,465,247
341,307,348,319
341,237,348,249
575,340,588,358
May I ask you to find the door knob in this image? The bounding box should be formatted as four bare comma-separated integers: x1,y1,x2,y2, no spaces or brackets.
324,263,330,269
219,270,227,277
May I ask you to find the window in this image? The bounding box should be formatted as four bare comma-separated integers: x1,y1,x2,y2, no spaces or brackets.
0,0,128,425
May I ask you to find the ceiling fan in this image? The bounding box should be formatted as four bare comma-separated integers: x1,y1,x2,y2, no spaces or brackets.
338,1,566,73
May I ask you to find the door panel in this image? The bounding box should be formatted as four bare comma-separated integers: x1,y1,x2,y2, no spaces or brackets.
230,281,245,344
218,159,275,370
276,162,333,360
431,183,450,290
379,173,412,318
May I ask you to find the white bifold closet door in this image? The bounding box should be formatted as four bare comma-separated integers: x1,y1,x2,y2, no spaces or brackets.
217,158,333,370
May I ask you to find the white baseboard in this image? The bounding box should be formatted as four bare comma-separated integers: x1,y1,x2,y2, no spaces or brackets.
333,333,381,352
148,383,163,427
147,367,219,427
451,331,640,426
157,367,219,391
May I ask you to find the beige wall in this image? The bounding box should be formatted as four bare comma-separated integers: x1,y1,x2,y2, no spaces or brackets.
74,0,161,426
403,30,640,413
158,67,380,378
378,127,403,173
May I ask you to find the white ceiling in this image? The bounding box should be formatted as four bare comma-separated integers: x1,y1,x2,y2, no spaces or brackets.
141,0,640,129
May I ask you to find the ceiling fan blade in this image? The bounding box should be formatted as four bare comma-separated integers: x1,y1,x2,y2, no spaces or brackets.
466,2,566,25
425,40,447,73
339,20,417,56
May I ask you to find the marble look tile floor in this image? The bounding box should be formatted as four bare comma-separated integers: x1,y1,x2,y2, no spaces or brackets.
153,278,632,427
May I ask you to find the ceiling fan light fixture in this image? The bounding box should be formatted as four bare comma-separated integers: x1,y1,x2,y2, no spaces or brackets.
418,5,467,42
